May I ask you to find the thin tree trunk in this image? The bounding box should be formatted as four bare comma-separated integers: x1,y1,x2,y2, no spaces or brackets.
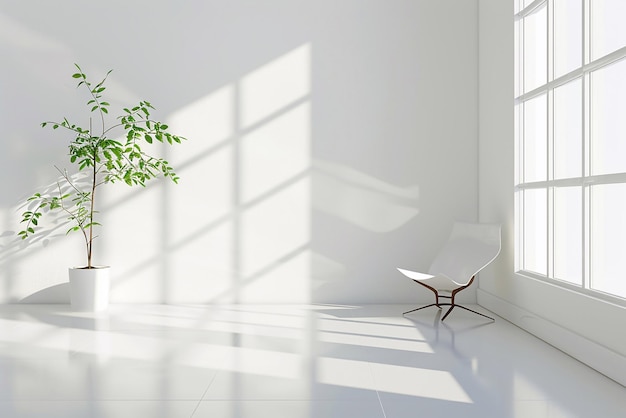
88,149,97,268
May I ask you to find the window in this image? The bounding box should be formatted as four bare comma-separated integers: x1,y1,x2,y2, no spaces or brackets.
515,0,626,301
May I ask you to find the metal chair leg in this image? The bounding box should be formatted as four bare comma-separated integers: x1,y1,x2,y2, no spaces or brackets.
441,305,455,321
403,303,439,316
455,305,495,321
405,303,495,322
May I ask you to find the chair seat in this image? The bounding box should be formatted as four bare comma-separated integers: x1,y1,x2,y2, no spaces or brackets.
397,268,460,292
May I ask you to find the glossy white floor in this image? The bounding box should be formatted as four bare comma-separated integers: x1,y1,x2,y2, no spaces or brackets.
0,304,623,418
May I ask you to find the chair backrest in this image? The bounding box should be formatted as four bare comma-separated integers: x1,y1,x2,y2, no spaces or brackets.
427,222,501,285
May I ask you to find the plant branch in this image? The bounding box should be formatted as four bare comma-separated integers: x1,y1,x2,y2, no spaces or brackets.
54,180,90,255
19,64,185,268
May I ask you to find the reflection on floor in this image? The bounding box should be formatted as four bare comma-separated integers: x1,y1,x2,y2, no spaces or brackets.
0,304,623,417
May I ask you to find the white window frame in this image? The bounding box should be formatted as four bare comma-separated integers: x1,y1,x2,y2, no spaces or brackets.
515,0,626,304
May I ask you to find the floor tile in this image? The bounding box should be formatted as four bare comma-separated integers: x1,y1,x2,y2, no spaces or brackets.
192,400,385,418
203,371,379,400
0,401,198,418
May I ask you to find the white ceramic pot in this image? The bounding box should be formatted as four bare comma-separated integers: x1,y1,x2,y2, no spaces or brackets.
68,266,110,312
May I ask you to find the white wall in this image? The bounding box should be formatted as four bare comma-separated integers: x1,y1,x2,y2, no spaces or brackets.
477,0,626,386
0,0,479,304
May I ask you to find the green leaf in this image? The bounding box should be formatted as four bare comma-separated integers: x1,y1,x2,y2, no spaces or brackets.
72,73,82,78
145,134,153,144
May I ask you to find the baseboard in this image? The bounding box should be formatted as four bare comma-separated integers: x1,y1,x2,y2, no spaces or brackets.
477,289,626,388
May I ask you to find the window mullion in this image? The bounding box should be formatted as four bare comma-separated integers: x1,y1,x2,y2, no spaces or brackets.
517,0,548,19
584,184,590,290
548,187,554,279
583,0,591,66
582,0,591,290
546,90,555,277
547,0,554,280
548,0,555,83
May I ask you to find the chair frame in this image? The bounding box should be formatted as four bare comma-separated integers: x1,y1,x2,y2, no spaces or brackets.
402,275,494,321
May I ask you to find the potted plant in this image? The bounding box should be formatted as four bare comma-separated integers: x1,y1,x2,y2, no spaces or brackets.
18,64,185,311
